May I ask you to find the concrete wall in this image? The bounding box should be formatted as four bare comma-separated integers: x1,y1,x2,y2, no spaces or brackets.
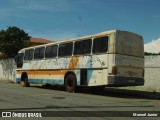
0,58,16,81
0,56,160,92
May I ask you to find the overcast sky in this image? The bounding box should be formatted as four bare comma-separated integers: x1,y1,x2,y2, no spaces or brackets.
0,0,160,43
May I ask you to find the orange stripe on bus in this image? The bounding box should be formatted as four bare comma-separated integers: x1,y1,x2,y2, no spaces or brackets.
17,70,68,75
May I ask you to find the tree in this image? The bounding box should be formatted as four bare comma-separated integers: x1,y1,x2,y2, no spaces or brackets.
0,26,30,58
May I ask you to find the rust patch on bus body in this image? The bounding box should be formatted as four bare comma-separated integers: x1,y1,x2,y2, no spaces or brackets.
69,56,79,69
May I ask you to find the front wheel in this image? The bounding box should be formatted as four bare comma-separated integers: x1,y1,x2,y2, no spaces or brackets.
21,74,30,87
65,74,77,92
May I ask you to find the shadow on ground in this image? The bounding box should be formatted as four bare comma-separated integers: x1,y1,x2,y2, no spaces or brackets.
32,84,160,100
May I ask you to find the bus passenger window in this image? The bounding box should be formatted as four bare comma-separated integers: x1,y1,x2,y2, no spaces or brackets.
52,45,58,57
93,36,108,53
24,50,29,60
45,46,52,58
29,49,34,60
93,38,101,53
34,47,45,59
45,45,57,58
74,41,83,55
39,47,45,59
58,44,66,57
82,39,92,54
66,42,73,56
24,49,34,60
34,48,39,59
16,53,24,68
100,37,108,52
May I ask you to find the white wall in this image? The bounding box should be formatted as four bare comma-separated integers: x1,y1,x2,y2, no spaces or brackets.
0,56,160,92
0,58,16,81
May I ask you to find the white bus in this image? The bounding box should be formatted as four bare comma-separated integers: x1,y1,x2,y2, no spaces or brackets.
16,30,144,92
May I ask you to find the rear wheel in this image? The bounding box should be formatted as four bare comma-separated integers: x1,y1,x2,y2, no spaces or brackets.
65,74,77,92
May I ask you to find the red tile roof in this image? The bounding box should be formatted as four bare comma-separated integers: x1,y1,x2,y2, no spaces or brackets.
30,38,53,44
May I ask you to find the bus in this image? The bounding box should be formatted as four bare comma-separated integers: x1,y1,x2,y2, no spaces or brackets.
15,30,144,92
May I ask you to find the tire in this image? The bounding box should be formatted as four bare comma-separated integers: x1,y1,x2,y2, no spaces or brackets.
23,77,30,87
21,73,30,87
65,74,77,92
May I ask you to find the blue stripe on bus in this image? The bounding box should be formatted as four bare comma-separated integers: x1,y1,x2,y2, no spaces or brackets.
16,78,21,83
16,78,64,84
28,79,64,84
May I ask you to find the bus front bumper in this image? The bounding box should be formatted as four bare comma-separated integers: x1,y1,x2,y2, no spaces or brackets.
107,76,144,87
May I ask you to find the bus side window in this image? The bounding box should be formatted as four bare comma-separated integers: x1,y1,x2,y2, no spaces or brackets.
34,47,45,59
93,36,108,53
24,49,34,60
24,50,29,60
17,53,24,68
93,38,101,53
34,48,39,59
100,36,108,52
82,39,92,54
45,46,52,58
74,41,83,55
39,47,45,59
45,45,57,58
66,42,73,56
51,45,58,57
29,49,33,60
58,44,66,57
29,49,34,60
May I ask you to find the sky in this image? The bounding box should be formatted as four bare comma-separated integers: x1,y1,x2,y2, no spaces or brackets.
0,0,160,43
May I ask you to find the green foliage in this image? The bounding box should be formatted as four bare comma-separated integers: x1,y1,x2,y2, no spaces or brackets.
0,26,30,58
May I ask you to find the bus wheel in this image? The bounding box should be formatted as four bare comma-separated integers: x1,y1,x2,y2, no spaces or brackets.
21,76,30,87
24,78,30,87
65,74,77,93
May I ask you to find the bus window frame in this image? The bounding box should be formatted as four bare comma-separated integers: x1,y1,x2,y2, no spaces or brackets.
92,36,109,54
45,45,58,59
58,42,73,57
34,47,45,60
24,49,34,61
